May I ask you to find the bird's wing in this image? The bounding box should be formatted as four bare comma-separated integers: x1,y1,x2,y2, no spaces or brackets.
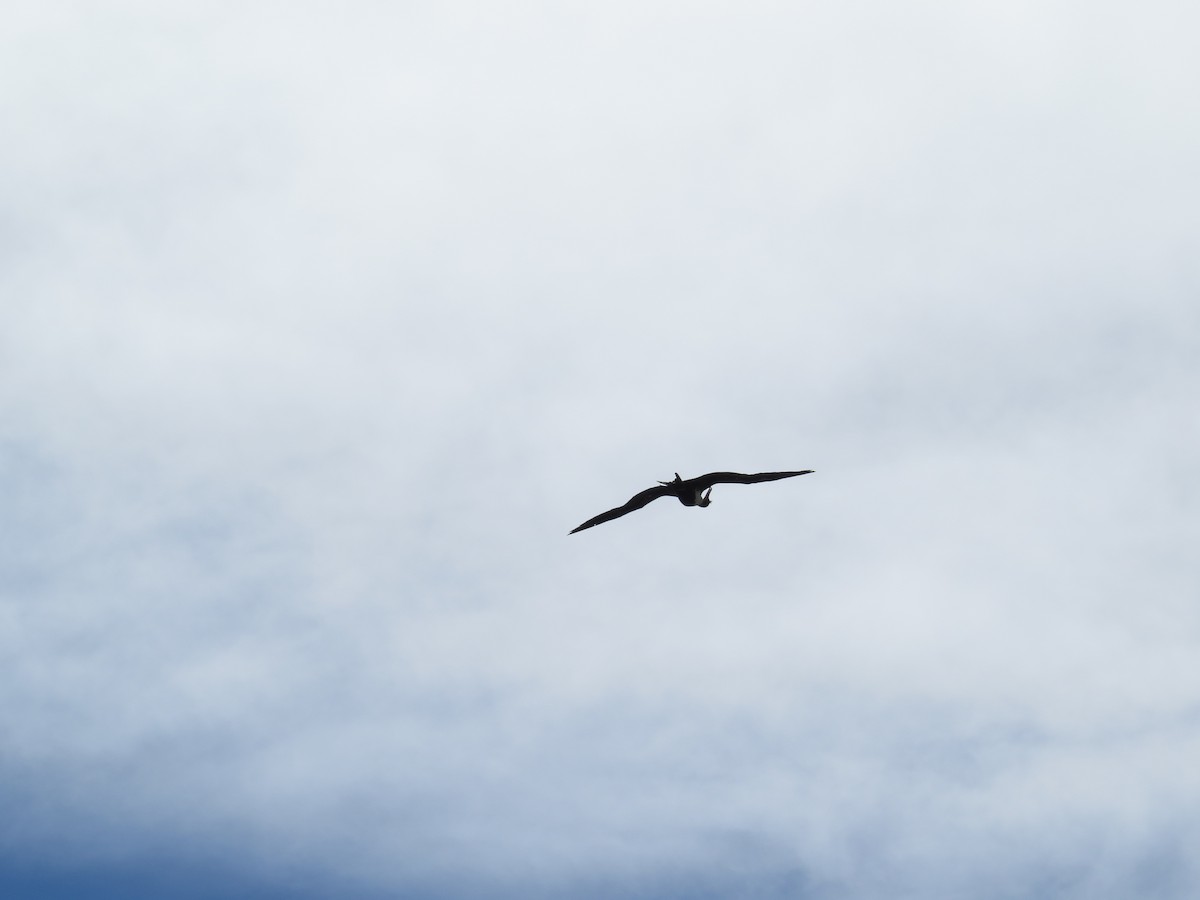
689,470,814,490
569,484,674,534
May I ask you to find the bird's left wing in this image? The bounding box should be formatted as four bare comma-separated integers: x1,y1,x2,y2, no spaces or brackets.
569,483,672,534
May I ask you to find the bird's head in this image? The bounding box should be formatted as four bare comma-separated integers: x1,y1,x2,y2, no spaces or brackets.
698,488,712,507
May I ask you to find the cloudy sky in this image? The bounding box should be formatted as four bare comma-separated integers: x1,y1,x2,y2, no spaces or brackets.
3,2,1199,897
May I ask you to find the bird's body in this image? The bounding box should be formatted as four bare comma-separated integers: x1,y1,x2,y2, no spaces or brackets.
569,469,813,533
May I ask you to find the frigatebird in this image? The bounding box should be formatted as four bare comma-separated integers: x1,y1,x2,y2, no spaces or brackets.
569,470,814,534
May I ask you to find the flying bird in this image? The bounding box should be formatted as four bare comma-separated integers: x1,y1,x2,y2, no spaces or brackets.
569,469,814,534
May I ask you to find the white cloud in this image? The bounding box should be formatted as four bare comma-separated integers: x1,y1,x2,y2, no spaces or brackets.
2,1,1199,896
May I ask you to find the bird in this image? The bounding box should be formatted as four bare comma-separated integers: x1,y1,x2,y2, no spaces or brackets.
569,469,814,534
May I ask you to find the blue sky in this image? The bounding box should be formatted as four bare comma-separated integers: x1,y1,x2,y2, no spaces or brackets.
2,2,1199,897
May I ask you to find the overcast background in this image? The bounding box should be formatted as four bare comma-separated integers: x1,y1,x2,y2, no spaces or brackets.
3,2,1199,898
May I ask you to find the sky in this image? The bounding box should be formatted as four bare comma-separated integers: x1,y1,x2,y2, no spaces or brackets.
2,2,1199,897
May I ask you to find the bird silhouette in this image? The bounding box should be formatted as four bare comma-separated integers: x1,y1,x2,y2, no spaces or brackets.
569,469,813,534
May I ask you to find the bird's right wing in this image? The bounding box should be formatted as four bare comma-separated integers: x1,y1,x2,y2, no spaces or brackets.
692,470,814,489
569,484,672,534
